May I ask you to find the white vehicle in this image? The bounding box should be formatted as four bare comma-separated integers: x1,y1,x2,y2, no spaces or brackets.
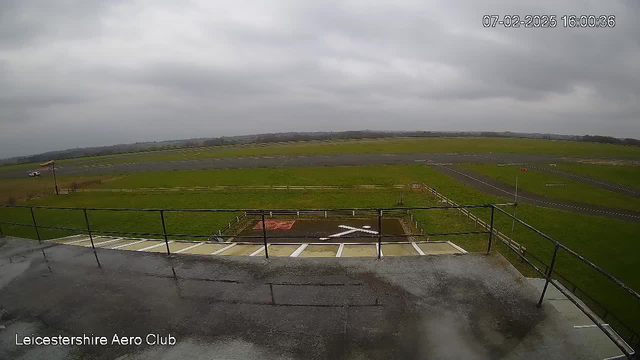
28,171,41,178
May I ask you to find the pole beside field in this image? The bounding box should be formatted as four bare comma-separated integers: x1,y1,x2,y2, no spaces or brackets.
83,209,101,268
52,162,59,195
537,243,560,307
29,207,41,243
160,210,171,256
487,206,495,254
261,211,269,259
377,209,382,259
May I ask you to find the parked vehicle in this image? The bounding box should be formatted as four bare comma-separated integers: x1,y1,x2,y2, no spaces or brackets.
28,171,41,177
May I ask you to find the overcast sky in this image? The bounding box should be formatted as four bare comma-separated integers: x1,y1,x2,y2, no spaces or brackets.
1,0,639,158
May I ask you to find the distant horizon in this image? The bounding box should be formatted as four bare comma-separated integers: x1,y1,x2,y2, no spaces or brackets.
2,129,638,163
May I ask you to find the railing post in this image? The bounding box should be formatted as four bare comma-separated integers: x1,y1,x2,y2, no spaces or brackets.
487,206,495,254
261,211,269,259
377,209,382,260
29,207,41,243
83,209,101,268
160,210,171,256
0,221,4,238
537,243,560,307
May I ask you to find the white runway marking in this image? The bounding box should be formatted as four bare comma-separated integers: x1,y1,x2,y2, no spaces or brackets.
319,225,379,241
111,239,146,249
175,242,204,253
290,244,308,257
92,238,124,247
336,243,345,257
63,237,94,245
412,242,426,256
138,241,172,252
250,245,269,256
211,243,236,255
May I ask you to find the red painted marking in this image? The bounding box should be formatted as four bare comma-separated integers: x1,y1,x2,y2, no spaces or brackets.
253,220,296,230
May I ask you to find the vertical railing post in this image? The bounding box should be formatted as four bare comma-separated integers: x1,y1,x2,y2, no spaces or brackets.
261,211,269,259
160,210,171,256
537,243,560,307
30,207,41,243
377,209,382,260
0,220,4,238
83,209,101,268
487,206,495,254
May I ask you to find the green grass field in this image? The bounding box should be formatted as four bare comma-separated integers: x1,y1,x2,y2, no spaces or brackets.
95,165,438,188
4,137,640,172
462,164,640,212
1,164,639,337
557,163,640,191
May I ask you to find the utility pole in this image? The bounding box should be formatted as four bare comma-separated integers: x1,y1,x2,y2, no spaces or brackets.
40,160,58,195
52,162,59,195
511,176,518,231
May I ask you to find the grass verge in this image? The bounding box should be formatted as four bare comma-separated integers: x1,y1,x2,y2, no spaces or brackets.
462,164,640,212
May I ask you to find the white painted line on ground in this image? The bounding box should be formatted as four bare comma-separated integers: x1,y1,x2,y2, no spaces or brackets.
602,355,628,360
329,229,359,237
574,324,609,329
290,244,309,257
46,234,83,243
111,239,146,249
336,243,345,257
138,241,172,252
250,245,269,256
91,238,124,247
412,242,426,256
211,243,236,255
175,242,204,253
63,237,94,245
447,241,468,254
338,225,379,234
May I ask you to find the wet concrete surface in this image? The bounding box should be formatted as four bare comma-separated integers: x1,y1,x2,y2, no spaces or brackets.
0,153,572,179
433,165,640,223
0,236,598,360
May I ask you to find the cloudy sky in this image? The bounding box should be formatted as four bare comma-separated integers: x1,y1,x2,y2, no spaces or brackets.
1,0,639,158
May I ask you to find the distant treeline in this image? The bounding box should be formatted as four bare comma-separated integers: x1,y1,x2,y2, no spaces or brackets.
1,130,636,166
580,135,640,146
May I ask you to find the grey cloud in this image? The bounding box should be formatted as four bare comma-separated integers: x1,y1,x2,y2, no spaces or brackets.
0,0,639,158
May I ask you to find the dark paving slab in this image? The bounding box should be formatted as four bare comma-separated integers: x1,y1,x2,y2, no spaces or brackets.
0,237,597,360
433,165,640,223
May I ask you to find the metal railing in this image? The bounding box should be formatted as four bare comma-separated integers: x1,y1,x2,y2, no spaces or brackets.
491,205,639,359
0,204,500,258
0,202,638,358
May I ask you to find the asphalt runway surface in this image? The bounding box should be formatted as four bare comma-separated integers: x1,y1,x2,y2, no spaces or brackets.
0,237,597,360
433,165,640,223
0,153,574,179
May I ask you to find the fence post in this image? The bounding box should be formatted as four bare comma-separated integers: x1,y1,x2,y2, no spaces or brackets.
83,209,101,268
377,209,382,260
537,243,560,307
0,221,4,238
160,210,171,256
261,211,269,259
29,207,41,243
486,206,495,254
